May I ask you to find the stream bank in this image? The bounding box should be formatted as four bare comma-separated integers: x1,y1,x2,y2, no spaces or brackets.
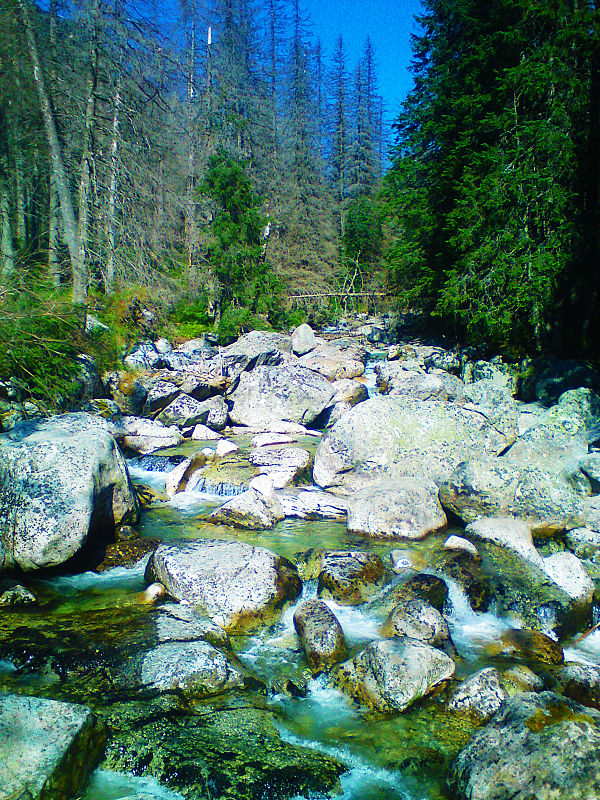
3,322,600,800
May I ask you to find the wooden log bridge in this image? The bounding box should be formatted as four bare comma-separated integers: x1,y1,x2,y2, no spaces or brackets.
288,291,391,300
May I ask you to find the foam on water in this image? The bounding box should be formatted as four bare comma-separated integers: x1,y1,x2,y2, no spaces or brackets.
82,769,185,800
565,629,600,667
443,574,516,657
128,464,168,493
321,599,382,645
279,728,417,800
44,560,149,594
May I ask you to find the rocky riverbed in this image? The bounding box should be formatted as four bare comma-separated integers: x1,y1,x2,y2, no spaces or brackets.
3,320,600,799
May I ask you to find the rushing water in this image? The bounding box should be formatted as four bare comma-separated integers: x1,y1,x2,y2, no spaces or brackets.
4,355,599,800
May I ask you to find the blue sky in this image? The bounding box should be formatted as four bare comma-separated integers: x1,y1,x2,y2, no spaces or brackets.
303,0,424,121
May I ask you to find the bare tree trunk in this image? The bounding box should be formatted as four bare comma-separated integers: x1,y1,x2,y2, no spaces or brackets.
75,0,101,302
185,17,197,276
18,0,84,300
14,150,26,248
48,0,62,286
0,179,15,277
105,0,125,293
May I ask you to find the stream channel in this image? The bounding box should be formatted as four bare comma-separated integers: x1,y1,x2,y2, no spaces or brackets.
2,354,600,800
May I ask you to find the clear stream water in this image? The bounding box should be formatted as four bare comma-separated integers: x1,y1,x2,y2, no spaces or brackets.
3,355,600,800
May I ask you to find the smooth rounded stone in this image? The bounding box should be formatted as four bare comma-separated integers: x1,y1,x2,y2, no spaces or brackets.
390,549,425,572
554,662,600,710
146,539,302,631
191,423,223,441
366,574,449,617
278,488,348,520
140,641,245,696
293,599,347,673
109,416,183,454
155,602,230,648
431,370,467,401
447,667,506,721
291,323,317,356
448,691,600,800
0,584,37,606
1,692,106,800
494,629,564,665
313,395,517,493
206,488,285,530
229,364,335,427
347,478,447,539
330,378,369,406
252,432,297,447
164,455,207,498
215,439,238,457
317,551,386,605
502,665,545,694
0,413,137,572
565,526,600,558
440,459,586,532
444,535,480,560
380,598,453,651
298,351,365,380
464,518,593,636
334,637,455,713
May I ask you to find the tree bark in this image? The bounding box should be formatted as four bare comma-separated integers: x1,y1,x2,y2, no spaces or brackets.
0,178,15,277
75,0,101,302
18,0,84,301
48,0,62,286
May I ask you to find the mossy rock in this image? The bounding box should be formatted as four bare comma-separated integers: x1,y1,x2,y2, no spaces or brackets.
101,694,346,799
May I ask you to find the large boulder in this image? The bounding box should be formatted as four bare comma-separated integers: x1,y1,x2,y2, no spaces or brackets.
109,416,183,454
334,637,455,713
463,517,593,635
146,539,302,631
317,550,386,605
293,599,347,673
0,414,137,572
298,338,367,380
1,692,106,800
439,459,585,533
448,691,600,800
248,445,312,488
380,597,454,654
229,364,335,427
313,395,517,492
347,478,447,539
206,488,285,530
139,641,245,697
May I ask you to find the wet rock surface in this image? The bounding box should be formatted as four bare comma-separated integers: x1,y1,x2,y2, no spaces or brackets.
448,691,600,800
146,539,302,631
334,637,455,712
293,598,347,673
